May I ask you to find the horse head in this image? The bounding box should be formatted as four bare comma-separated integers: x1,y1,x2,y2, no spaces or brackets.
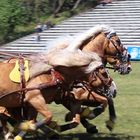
66,24,132,75
45,24,132,74
87,64,116,98
104,31,132,74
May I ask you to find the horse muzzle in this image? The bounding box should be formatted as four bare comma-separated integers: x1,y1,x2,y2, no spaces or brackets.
117,64,132,75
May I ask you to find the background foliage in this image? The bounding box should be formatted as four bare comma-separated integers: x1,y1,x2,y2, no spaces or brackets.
0,0,98,45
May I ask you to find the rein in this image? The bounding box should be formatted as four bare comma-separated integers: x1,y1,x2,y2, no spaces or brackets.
0,69,63,102
0,52,19,58
0,82,59,100
72,80,97,101
110,39,122,55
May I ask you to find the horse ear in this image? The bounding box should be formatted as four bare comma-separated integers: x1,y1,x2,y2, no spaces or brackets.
104,33,110,39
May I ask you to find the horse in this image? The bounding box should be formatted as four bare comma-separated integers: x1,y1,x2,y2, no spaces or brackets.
46,24,131,74
0,50,112,139
43,24,131,133
0,24,132,138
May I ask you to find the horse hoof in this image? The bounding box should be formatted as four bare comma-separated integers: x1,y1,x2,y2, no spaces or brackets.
105,120,115,131
4,132,14,140
65,112,73,122
86,125,98,134
19,122,29,131
19,121,36,131
49,134,60,139
14,135,22,140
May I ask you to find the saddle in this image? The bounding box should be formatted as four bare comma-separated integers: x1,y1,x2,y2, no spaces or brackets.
9,58,29,83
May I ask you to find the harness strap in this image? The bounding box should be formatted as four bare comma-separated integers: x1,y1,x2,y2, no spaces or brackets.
15,54,27,107
0,52,18,58
18,55,26,89
0,69,64,101
17,54,28,119
95,71,112,87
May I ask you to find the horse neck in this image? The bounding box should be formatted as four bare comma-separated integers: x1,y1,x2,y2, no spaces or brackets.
55,66,88,84
82,33,107,61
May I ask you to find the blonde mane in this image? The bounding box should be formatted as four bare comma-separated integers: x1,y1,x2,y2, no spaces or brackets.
29,51,102,78
45,24,115,51
66,24,114,51
30,24,115,77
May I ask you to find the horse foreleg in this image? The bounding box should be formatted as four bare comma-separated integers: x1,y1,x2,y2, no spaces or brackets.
59,97,81,132
81,118,98,134
81,92,108,120
79,92,108,134
0,117,14,140
108,97,116,122
105,97,117,131
15,90,52,140
65,90,108,133
25,90,52,128
73,88,108,119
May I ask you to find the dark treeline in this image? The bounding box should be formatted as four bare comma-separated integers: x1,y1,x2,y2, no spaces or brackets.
0,0,99,45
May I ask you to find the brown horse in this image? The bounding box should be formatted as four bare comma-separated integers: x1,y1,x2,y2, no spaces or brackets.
73,24,131,131
0,52,109,139
47,24,131,74
30,24,131,135
0,24,131,138
43,24,131,133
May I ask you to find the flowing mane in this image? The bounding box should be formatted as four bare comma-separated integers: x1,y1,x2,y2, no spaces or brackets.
66,24,115,51
29,50,102,78
45,24,115,51
29,47,102,78
29,24,116,77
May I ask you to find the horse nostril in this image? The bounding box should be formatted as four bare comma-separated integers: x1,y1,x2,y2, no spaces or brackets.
127,67,132,72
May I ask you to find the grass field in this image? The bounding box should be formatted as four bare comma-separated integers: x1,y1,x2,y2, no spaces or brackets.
46,61,140,140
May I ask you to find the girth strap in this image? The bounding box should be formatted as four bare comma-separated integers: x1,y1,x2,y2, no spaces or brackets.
18,54,26,89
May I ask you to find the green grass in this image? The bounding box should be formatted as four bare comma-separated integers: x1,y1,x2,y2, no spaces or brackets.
44,62,140,140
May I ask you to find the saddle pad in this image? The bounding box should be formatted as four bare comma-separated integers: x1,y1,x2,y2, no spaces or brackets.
9,59,29,83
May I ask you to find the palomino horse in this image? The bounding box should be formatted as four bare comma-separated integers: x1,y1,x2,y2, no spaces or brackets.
0,24,131,137
46,24,131,74
44,24,131,133
0,51,110,139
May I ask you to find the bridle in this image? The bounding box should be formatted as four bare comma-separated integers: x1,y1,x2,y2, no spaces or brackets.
70,65,113,98
88,65,113,97
104,32,131,71
89,66,111,86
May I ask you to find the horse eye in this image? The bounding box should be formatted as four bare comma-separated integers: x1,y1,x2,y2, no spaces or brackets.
116,40,121,46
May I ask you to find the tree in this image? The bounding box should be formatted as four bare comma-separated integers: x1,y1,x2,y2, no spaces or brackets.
0,0,25,43
71,0,82,11
53,0,66,17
